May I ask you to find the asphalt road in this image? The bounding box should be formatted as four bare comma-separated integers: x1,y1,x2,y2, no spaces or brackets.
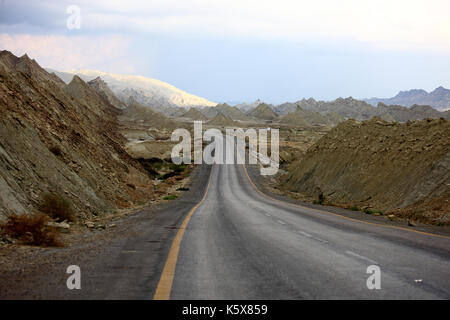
19,138,449,300
164,135,450,300
168,162,450,299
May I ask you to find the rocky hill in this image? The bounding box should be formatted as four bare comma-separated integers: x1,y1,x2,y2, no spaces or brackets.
87,77,126,110
235,99,263,113
0,51,154,220
200,103,249,121
298,97,381,121
279,106,344,127
145,104,186,118
199,106,219,119
216,104,250,121
120,100,179,131
281,118,450,224
181,108,208,121
274,102,298,115
207,112,239,127
247,103,278,121
365,87,450,111
375,103,449,122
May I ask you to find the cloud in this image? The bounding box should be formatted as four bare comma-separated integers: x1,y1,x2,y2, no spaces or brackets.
1,0,450,54
71,0,450,53
0,33,136,72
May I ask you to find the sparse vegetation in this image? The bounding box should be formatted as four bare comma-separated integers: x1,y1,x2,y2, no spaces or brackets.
138,158,189,180
0,213,62,247
158,172,180,180
169,163,187,172
137,158,160,177
163,195,177,200
152,162,163,170
313,193,325,205
362,208,383,215
39,193,74,222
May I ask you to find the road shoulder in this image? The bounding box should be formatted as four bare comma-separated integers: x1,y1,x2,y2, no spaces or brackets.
0,165,212,299
245,163,450,238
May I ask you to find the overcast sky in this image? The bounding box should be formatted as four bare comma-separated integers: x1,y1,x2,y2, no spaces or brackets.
1,0,449,103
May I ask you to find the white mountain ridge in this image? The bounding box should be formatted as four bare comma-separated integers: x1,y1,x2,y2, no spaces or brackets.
48,68,216,109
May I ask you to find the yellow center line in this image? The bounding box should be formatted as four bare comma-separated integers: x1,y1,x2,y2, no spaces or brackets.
153,166,214,300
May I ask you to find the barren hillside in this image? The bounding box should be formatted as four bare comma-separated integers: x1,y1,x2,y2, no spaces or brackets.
279,106,344,127
0,51,154,220
297,97,450,122
182,108,208,121
207,112,239,127
87,76,126,110
247,103,278,121
281,118,450,224
120,100,179,131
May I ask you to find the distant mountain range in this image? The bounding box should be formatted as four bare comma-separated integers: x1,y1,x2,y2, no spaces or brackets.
46,67,450,123
235,97,450,124
294,97,450,122
46,69,216,109
364,87,450,111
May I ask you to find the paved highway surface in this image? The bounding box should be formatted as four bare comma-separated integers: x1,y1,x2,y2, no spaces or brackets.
20,137,450,300
168,162,450,299
163,135,450,299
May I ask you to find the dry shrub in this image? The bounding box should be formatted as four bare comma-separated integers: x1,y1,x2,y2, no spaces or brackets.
0,213,62,247
40,193,74,222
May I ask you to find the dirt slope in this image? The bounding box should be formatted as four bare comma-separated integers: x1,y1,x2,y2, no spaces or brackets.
0,51,154,220
281,118,450,224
